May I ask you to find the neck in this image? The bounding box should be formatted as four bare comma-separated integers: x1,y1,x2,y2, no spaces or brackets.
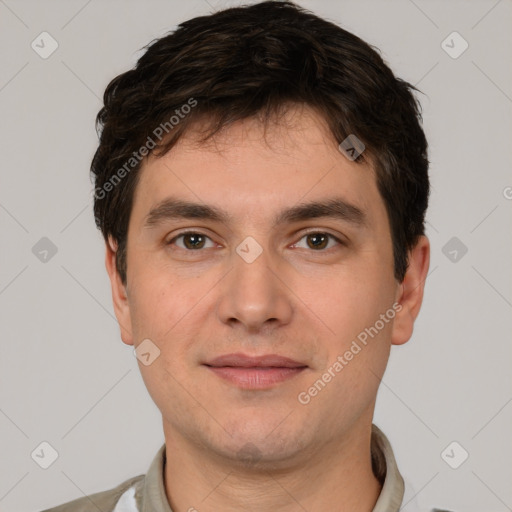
162,421,383,512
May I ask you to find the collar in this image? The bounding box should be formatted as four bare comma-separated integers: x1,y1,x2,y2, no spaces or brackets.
137,423,404,512
370,423,405,511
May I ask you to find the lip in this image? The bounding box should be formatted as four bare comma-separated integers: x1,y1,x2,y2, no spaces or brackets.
203,353,308,390
205,353,306,368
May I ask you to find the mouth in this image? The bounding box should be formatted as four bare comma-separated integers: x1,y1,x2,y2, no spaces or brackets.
203,353,308,390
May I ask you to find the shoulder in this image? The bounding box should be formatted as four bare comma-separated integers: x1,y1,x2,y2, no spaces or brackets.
40,474,145,512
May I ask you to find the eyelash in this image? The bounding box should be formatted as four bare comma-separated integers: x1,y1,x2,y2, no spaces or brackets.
167,230,345,252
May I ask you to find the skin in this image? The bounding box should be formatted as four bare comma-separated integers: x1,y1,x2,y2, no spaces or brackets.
105,104,430,512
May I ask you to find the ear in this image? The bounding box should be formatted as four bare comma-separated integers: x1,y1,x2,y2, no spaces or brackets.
391,235,430,346
104,236,134,346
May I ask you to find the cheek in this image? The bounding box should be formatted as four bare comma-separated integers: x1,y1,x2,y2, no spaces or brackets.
127,270,216,385
128,277,201,409
128,268,201,340
298,279,395,423
298,264,393,342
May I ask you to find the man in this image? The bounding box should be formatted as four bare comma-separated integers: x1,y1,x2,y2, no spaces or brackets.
43,1,452,511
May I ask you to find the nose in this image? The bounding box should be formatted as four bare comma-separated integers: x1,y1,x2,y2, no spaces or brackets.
216,242,294,333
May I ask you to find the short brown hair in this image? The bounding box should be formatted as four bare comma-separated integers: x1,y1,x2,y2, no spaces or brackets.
91,0,429,285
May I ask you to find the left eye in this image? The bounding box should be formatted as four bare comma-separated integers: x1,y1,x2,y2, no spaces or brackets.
292,232,342,251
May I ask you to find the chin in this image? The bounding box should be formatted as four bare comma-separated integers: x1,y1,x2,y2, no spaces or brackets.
214,418,307,465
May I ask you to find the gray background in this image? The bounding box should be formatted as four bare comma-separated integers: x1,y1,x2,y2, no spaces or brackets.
0,0,511,511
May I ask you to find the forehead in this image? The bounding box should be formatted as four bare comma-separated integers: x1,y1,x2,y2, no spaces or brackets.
130,105,387,232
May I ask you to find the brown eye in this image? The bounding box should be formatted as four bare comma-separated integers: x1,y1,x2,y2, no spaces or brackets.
183,233,205,249
306,233,329,250
169,232,214,250
292,232,343,251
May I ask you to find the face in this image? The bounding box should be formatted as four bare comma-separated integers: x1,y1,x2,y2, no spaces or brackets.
106,105,429,469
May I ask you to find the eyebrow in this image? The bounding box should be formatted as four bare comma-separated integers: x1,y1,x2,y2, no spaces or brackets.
143,196,366,229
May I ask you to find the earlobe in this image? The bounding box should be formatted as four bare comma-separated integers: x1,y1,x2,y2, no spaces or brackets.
104,236,134,346
391,236,430,346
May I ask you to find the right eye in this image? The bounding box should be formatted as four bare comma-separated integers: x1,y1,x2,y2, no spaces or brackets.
167,231,217,251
